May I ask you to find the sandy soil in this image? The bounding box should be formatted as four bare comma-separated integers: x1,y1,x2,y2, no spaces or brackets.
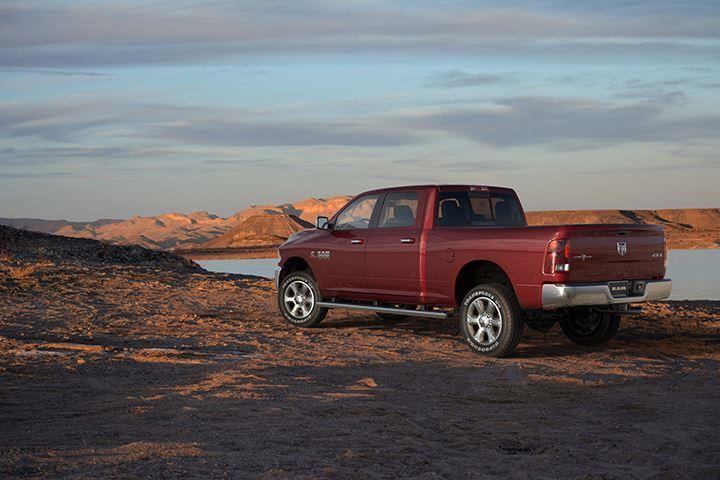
1,258,720,479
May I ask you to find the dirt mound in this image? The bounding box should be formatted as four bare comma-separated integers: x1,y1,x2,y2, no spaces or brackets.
0,225,200,271
201,214,313,249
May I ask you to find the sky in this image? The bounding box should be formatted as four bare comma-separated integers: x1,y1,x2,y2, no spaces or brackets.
1,0,719,220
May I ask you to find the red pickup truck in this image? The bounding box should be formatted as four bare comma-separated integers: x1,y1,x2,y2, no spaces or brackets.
275,185,672,357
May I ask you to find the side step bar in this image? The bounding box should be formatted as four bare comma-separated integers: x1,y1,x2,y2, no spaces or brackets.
315,301,450,319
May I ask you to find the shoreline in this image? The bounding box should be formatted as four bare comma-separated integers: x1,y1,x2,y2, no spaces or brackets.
174,246,279,260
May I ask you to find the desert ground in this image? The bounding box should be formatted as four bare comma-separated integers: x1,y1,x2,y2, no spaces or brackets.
1,226,719,479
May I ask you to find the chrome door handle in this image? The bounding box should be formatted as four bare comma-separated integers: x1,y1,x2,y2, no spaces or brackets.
350,239,363,244
400,238,415,244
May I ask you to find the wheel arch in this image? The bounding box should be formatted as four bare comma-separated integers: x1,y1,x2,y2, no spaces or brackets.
279,256,314,284
454,260,516,306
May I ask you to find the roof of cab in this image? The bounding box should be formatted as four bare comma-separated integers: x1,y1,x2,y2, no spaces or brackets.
359,184,516,195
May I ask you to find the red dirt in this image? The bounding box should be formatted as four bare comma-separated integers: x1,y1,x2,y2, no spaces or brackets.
1,256,719,478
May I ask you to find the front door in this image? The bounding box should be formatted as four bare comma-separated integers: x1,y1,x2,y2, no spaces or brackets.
317,194,380,298
365,190,425,303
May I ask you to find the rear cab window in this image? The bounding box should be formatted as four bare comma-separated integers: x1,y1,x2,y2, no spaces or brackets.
437,188,526,227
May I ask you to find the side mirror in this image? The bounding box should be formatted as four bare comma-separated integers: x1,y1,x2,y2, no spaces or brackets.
316,216,329,230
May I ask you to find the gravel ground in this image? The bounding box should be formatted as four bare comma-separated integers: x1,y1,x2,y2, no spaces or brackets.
1,230,719,479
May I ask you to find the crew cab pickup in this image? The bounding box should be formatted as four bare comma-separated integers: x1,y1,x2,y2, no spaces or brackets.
275,185,671,357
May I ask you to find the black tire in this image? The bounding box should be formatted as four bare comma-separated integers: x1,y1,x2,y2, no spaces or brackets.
559,309,621,346
375,312,407,322
278,271,327,327
459,284,524,358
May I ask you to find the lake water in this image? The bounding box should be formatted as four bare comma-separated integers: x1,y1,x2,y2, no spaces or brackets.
196,249,720,301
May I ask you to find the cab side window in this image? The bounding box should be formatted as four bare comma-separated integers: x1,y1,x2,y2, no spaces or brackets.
377,191,419,228
334,195,379,230
437,193,471,226
491,193,525,226
437,191,525,227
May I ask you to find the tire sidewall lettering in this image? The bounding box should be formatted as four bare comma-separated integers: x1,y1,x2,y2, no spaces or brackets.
280,274,317,324
462,289,503,352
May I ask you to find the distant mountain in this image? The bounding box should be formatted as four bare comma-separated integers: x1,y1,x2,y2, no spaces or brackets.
526,208,720,249
52,211,231,250
228,196,352,224
201,214,313,249
0,196,351,250
0,217,123,235
2,199,718,251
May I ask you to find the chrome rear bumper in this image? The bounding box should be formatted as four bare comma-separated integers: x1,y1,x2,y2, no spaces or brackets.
542,279,672,310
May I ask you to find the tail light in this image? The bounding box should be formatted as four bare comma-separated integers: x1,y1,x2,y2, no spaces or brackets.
663,237,668,273
544,238,571,274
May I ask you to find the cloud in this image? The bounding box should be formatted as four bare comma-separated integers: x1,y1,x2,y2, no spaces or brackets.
0,101,112,141
3,94,720,153
426,70,513,88
1,68,110,77
406,96,720,148
611,78,690,105
0,99,416,147
156,119,415,147
1,1,719,67
393,155,527,173
0,146,179,167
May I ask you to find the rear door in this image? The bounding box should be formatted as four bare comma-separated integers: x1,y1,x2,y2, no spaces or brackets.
318,194,381,296
365,190,425,303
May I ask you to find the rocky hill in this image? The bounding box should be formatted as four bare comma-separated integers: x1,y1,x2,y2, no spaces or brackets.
230,196,352,225
0,225,200,271
53,211,230,250
201,214,313,249
0,196,351,250
0,217,123,236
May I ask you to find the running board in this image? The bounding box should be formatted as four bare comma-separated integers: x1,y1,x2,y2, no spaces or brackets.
315,301,450,319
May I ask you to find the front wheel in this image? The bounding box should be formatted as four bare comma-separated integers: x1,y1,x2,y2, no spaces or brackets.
559,309,620,346
278,271,327,327
459,284,524,358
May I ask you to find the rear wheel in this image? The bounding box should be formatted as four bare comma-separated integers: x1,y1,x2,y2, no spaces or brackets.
459,284,524,358
559,309,621,346
278,271,327,327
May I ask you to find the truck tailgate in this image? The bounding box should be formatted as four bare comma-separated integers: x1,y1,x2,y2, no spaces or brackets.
563,224,665,283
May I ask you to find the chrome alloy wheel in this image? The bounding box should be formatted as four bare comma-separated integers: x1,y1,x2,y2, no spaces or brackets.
283,280,315,319
465,296,503,346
